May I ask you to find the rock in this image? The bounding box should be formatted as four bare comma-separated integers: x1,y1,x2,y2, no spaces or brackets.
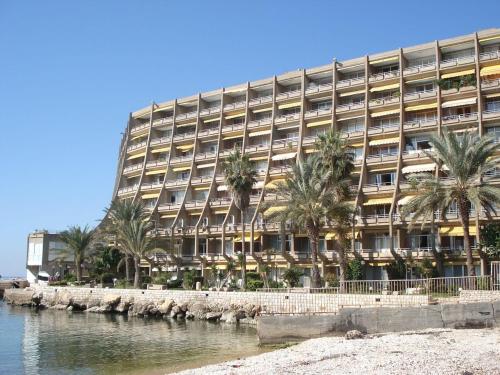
32,291,43,305
170,305,181,318
179,302,189,312
345,330,364,340
188,302,208,320
158,299,174,315
86,306,100,313
243,303,255,316
52,304,68,310
185,311,195,320
71,296,89,310
234,309,247,321
102,294,121,308
67,305,74,311
220,310,237,324
205,312,222,321
239,317,257,325
251,305,261,318
114,297,131,313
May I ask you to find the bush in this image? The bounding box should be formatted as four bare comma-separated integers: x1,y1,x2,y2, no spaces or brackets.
246,272,260,281
142,275,152,284
100,272,115,285
152,272,171,285
63,273,76,282
182,270,196,290
385,259,406,280
282,267,302,287
167,279,183,289
49,281,68,286
347,259,364,280
114,279,130,289
324,273,339,287
246,279,264,291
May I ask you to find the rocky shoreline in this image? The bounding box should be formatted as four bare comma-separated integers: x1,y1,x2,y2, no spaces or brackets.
3,288,261,324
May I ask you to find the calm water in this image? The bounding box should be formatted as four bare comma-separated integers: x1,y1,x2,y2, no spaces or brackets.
0,301,268,375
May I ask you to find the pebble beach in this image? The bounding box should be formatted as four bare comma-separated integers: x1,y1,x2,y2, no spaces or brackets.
174,328,500,375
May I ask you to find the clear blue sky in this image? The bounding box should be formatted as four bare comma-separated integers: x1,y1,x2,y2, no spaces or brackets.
0,0,498,277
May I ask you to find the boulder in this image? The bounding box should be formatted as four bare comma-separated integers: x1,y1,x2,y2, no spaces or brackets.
102,294,121,308
158,299,174,315
188,302,208,320
239,317,257,325
114,297,132,313
185,311,195,320
71,296,89,310
250,305,261,318
179,302,189,312
220,310,237,324
234,309,247,321
67,306,74,311
32,291,43,305
345,330,364,340
205,312,222,321
170,305,181,318
86,306,101,313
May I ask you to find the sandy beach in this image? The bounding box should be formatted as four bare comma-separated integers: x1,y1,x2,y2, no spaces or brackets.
173,328,500,375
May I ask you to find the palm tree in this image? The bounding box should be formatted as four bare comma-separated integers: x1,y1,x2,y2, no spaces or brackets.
107,199,154,288
266,155,353,288
222,148,258,290
315,130,355,282
402,130,500,276
106,199,149,282
59,225,95,282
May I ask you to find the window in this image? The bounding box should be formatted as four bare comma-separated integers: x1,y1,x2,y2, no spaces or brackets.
442,48,475,61
485,100,500,112
408,233,433,249
254,112,272,121
407,56,435,67
340,118,364,133
373,233,394,250
371,172,396,186
407,110,437,123
311,100,332,111
342,70,365,80
405,134,432,151
281,107,301,116
486,126,500,141
370,145,398,156
375,64,399,74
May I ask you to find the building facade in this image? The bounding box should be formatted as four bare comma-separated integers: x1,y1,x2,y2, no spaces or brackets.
112,29,500,279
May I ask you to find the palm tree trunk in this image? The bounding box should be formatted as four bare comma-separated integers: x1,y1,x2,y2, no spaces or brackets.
308,227,322,288
430,216,444,276
240,209,246,290
75,255,82,282
458,197,475,276
134,257,141,289
337,245,347,283
125,254,131,282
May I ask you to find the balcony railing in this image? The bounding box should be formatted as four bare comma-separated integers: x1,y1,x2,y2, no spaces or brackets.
481,78,500,90
479,50,500,62
165,178,189,187
336,101,365,113
158,202,182,211
127,141,147,152
304,107,332,119
368,96,400,108
336,76,365,89
141,182,164,190
440,55,475,68
223,101,246,111
249,95,273,106
245,144,270,153
191,175,213,185
403,117,438,130
340,130,364,139
117,184,139,195
275,89,301,101
269,166,293,175
401,149,433,160
403,89,437,101
275,113,300,124
184,200,206,209
210,197,231,206
482,107,500,119
199,106,221,117
130,123,150,134
362,183,395,193
272,137,298,149
152,117,173,127
221,123,244,133
175,110,198,121
195,151,217,160
197,127,219,137
403,62,436,75
248,117,272,128
149,136,171,146
173,132,196,141
219,148,242,157
365,152,398,164
369,70,400,82
442,112,478,124
123,163,143,174
305,82,333,94
146,159,168,168
169,155,193,164
367,123,399,135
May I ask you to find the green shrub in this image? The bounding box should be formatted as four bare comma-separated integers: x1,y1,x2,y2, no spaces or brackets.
347,259,364,280
282,267,302,287
142,275,152,284
385,259,406,280
268,280,284,289
246,279,264,291
182,270,196,290
167,279,183,289
100,272,115,285
114,279,130,289
152,272,171,285
246,272,260,281
63,273,76,282
324,273,339,287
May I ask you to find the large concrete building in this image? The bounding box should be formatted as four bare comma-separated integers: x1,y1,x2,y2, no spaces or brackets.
112,29,500,279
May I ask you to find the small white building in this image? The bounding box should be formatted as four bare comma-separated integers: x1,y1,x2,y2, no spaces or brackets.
26,230,74,284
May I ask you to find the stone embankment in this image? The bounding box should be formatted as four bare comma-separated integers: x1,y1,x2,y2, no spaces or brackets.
3,287,261,324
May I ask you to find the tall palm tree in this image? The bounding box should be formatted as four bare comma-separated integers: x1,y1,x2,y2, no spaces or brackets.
107,199,154,288
402,130,500,276
222,148,258,290
106,199,149,282
266,155,353,288
315,130,355,282
59,225,95,282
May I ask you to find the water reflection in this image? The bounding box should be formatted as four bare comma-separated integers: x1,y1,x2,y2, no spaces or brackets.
0,302,266,375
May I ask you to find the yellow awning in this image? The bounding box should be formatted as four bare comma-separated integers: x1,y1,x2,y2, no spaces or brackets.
304,148,318,154
441,97,477,108
278,101,301,110
172,166,191,172
369,137,399,146
338,89,365,97
485,92,500,99
349,142,364,148
127,152,146,160
249,129,271,137
370,166,396,173
363,197,393,206
440,69,475,79
271,152,296,161
161,214,177,218
370,56,398,65
479,35,500,43
203,117,220,123
480,65,500,77
145,169,166,176
131,134,147,141
223,133,244,140
264,206,287,216
307,119,331,128
370,83,400,93
401,163,436,174
214,209,228,215
197,163,215,169
142,193,160,199
234,234,261,242
325,233,337,240
176,122,197,128
440,226,477,236
194,186,210,191
397,195,416,206
225,111,246,120
176,144,194,151
405,102,437,112
151,147,170,153
370,109,400,118
188,211,202,216
253,107,272,113
249,155,268,161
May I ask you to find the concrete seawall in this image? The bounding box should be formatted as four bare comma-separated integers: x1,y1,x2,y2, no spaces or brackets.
257,301,500,344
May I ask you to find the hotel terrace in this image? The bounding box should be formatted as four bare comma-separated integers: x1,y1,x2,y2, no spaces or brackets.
112,29,500,280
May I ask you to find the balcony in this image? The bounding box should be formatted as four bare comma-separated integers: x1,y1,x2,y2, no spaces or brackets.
441,85,476,97
210,197,231,207
152,117,173,127
441,112,478,125
141,182,163,191
130,123,150,134
223,101,246,112
336,77,365,89
369,70,400,83
305,82,333,95
365,153,398,164
158,202,182,211
367,123,399,135
219,148,242,158
272,138,298,150
146,159,168,169
221,123,244,133
268,166,292,176
336,101,365,113
149,136,171,146
169,155,193,164
403,117,438,131
184,200,206,209
199,106,221,117
302,135,317,146
173,131,196,142
249,95,273,107
440,55,475,69
191,175,213,185
197,126,219,138
123,163,143,174
304,107,332,119
275,113,300,124
362,183,395,194
245,143,270,153
403,89,437,102
479,50,500,62
195,151,217,161
481,78,500,90
175,110,197,122
340,130,364,139
165,178,189,187
248,117,272,129
127,141,147,153
361,214,391,225
403,62,437,76
117,184,139,196
368,96,400,108
401,149,433,161
482,107,500,120
275,89,301,101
